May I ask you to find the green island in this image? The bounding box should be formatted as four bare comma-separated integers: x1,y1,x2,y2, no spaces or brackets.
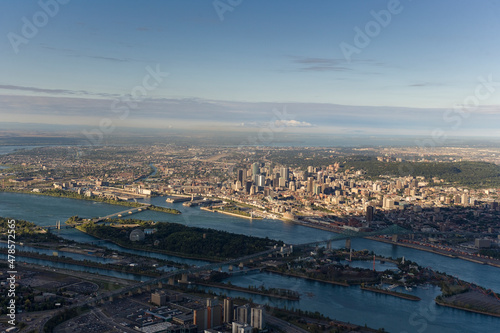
148,205,181,214
76,217,282,261
0,217,62,243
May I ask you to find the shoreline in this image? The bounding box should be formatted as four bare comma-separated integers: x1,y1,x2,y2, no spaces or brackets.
195,282,300,301
369,236,500,268
0,189,181,214
265,268,350,287
0,249,158,278
435,299,500,318
360,285,421,301
200,206,263,220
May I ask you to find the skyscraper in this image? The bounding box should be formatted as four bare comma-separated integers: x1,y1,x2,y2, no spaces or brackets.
237,169,244,184
235,304,250,324
307,177,313,193
280,166,289,181
252,162,259,177
366,206,374,222
224,298,233,323
257,174,265,187
251,306,265,329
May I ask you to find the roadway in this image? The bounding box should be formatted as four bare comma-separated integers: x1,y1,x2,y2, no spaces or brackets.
266,315,310,333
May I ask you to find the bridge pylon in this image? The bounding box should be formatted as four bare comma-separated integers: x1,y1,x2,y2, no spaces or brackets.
345,238,351,249
392,234,398,242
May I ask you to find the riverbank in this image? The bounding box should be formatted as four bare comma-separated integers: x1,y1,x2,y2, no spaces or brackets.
0,188,181,214
368,236,500,269
265,268,350,287
435,299,500,318
0,249,160,277
200,206,262,220
195,282,300,301
360,285,421,301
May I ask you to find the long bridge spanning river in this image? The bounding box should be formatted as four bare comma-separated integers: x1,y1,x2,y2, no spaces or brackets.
92,204,151,223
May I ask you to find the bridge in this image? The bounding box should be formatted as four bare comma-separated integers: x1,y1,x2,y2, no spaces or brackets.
93,204,151,223
298,224,413,249
41,221,75,231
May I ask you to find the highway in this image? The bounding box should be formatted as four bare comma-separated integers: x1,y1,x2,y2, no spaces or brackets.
266,315,310,333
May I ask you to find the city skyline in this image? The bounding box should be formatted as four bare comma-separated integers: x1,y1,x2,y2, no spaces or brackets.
1,1,500,136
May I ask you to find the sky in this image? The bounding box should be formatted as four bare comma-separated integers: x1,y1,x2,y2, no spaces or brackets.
1,0,500,138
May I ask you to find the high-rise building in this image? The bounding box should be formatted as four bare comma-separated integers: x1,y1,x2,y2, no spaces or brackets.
194,299,222,331
366,206,374,222
257,174,266,187
237,169,244,184
223,298,234,323
280,167,289,181
235,304,250,324
462,194,469,205
250,306,265,329
313,183,321,195
252,163,259,177
317,171,323,183
307,177,313,193
194,308,207,331
209,304,222,328
245,181,252,194
279,177,286,187
267,163,274,177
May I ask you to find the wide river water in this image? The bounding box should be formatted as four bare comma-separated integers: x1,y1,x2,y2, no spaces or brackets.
1,192,499,332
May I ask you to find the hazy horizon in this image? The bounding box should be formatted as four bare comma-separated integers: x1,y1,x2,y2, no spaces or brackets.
2,1,500,139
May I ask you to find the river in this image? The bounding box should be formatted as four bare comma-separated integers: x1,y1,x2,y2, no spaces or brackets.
1,192,500,332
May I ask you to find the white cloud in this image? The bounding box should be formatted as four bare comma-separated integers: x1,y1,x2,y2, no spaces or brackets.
274,119,313,127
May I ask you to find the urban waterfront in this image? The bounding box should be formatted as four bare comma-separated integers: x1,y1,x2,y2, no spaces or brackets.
1,191,500,332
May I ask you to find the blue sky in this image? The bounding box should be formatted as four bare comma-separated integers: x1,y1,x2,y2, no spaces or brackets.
1,0,500,136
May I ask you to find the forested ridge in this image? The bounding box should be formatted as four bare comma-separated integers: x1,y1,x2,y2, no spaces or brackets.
341,157,500,187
